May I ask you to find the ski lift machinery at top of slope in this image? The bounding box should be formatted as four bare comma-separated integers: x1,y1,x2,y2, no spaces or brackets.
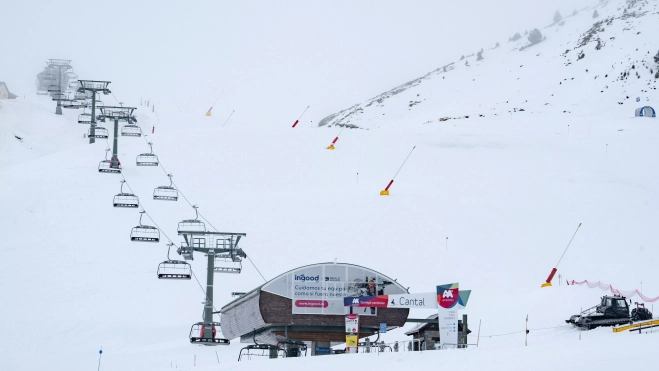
136,142,159,166
154,174,178,201
113,180,138,208
130,210,160,242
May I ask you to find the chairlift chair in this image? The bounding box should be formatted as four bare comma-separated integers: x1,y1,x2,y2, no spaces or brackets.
121,124,142,137
189,322,229,346
178,205,205,233
62,100,80,109
130,211,160,242
78,111,92,124
154,174,178,201
213,238,243,274
136,142,159,166
98,149,121,173
157,243,191,279
88,126,109,139
113,180,139,208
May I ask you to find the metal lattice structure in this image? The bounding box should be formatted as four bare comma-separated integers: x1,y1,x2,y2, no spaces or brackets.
97,106,136,170
78,80,111,144
175,205,246,346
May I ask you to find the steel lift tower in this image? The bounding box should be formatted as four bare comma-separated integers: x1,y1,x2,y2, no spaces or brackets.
78,80,111,144
98,106,136,171
176,211,246,345
46,59,73,115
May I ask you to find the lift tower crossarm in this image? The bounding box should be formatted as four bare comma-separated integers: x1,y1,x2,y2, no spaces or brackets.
78,80,111,144
97,106,136,170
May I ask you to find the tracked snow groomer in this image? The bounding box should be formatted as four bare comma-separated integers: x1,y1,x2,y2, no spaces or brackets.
566,295,633,329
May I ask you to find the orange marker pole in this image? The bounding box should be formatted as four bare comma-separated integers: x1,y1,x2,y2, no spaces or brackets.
292,105,309,127
380,146,416,196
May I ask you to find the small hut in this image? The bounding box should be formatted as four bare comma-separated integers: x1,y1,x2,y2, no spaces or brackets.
0,82,18,99
635,106,656,117
404,313,471,350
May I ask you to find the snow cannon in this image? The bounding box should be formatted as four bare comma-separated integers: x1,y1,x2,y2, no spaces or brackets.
380,180,393,196
327,137,339,150
541,268,557,288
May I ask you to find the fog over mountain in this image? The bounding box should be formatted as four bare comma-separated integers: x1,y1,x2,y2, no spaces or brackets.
4,0,592,126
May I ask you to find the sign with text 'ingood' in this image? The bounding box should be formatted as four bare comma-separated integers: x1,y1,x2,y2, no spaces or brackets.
261,263,407,315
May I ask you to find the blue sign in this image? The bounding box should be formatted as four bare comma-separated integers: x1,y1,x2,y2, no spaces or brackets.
380,323,387,333
315,347,331,355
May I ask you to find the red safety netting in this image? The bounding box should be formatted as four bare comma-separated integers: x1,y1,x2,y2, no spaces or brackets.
570,280,659,302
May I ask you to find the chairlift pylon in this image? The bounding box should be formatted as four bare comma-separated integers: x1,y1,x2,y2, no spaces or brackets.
157,243,191,279
178,205,205,232
130,210,160,242
136,142,159,166
113,180,139,208
98,148,121,173
154,174,178,201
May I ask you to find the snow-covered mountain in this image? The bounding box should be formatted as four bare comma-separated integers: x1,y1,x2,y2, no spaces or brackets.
1,1,658,371
319,0,658,129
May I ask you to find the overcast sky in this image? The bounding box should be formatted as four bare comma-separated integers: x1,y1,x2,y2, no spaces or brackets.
3,0,594,125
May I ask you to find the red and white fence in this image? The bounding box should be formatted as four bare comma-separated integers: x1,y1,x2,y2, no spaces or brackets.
569,280,659,302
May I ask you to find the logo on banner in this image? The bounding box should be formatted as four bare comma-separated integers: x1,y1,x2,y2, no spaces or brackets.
343,296,388,308
437,283,460,309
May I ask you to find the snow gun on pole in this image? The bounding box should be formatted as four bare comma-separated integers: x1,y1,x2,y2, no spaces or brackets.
326,126,346,150
541,223,582,288
206,90,224,117
291,105,309,128
380,146,416,196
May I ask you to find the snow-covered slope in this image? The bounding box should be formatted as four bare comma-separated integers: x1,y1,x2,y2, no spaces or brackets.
1,1,658,370
318,0,658,129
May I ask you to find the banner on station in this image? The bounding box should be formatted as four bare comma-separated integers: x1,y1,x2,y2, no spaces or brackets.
343,290,471,309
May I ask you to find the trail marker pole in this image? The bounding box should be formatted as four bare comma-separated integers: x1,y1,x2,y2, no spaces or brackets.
446,237,448,250
380,146,416,196
327,126,345,150
291,105,309,128
579,308,582,340
541,223,582,287
206,90,224,117
98,347,103,371
357,173,359,184
525,315,528,346
476,320,481,347
222,110,235,127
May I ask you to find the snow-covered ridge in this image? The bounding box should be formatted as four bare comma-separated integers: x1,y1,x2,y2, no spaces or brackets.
318,0,658,129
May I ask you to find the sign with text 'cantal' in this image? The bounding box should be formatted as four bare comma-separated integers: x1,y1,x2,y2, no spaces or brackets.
344,291,470,309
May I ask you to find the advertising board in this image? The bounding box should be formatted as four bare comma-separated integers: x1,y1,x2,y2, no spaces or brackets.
261,263,407,315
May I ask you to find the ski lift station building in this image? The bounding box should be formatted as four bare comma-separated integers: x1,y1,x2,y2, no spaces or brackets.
220,262,409,346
